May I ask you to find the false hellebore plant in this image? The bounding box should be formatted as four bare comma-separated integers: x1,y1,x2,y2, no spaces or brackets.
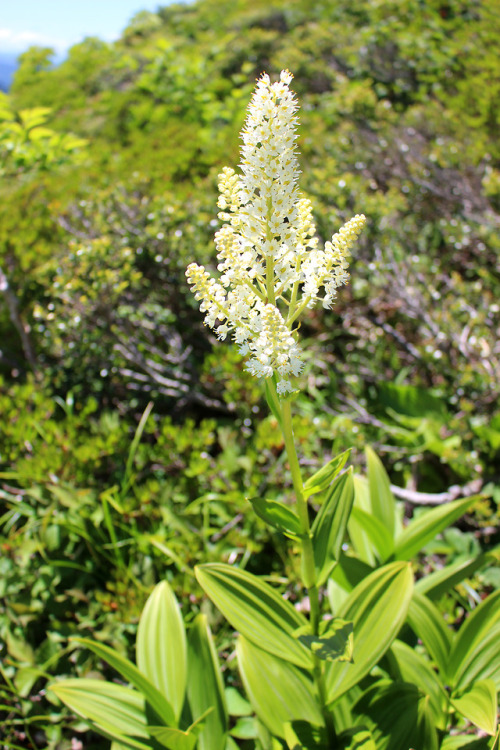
51,72,499,750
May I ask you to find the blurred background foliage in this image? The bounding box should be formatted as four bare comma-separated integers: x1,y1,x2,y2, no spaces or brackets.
0,0,499,746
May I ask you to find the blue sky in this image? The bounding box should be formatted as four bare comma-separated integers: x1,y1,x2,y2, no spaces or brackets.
0,1,174,55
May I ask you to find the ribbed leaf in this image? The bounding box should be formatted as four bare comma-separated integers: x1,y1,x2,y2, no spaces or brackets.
236,636,323,738
136,581,187,722
394,495,481,561
186,614,228,750
71,638,175,727
389,640,447,728
365,447,396,539
249,497,302,535
415,553,497,599
337,727,376,750
407,592,452,675
312,469,355,586
451,679,497,736
283,721,327,750
326,562,413,703
349,476,377,566
348,507,394,563
353,680,438,750
50,679,153,749
446,590,500,691
195,564,312,669
149,711,212,750
303,449,351,499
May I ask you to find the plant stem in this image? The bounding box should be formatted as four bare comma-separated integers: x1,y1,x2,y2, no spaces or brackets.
278,393,336,744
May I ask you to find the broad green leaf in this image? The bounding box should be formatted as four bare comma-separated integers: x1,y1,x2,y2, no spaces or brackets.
349,476,377,566
50,679,153,749
249,497,302,535
72,638,175,727
295,619,353,663
441,737,491,749
415,552,498,599
195,564,312,669
187,614,228,750
284,721,327,749
446,590,500,691
348,507,394,563
394,495,482,561
353,680,438,750
326,562,413,704
149,710,212,750
236,636,323,738
451,679,497,736
136,581,187,722
389,640,447,728
303,449,351,499
312,469,355,586
378,383,447,418
365,447,396,539
337,727,376,750
225,687,252,717
407,593,452,675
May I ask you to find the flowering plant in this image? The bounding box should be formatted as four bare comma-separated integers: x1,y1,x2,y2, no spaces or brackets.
51,70,499,750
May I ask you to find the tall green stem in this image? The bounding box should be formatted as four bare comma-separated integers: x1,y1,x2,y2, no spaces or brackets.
277,393,336,743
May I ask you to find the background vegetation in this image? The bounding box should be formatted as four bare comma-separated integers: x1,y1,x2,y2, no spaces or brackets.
0,0,499,747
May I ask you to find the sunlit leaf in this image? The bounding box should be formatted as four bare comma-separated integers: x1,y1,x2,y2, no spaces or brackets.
72,637,175,727
236,636,323,738
186,614,228,750
50,679,153,749
365,447,397,539
312,469,355,586
136,581,187,722
451,679,497,736
195,564,312,668
326,562,413,703
303,450,351,499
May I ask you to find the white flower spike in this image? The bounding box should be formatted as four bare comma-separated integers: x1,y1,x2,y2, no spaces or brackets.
186,70,365,394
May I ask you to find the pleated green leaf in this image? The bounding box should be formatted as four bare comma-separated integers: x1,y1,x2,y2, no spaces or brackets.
148,710,212,750
348,506,394,563
249,497,302,535
195,564,312,669
50,679,153,750
236,636,323,738
303,449,351,499
71,638,175,727
283,721,327,750
389,640,447,728
136,580,187,722
446,590,500,691
349,476,378,566
407,592,452,675
186,614,228,750
353,680,438,750
337,727,376,750
415,552,497,599
451,679,497,736
312,469,355,586
365,447,397,539
440,736,491,749
326,562,413,704
394,494,482,561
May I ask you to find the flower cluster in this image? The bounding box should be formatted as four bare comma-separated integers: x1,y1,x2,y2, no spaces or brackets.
186,70,366,394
